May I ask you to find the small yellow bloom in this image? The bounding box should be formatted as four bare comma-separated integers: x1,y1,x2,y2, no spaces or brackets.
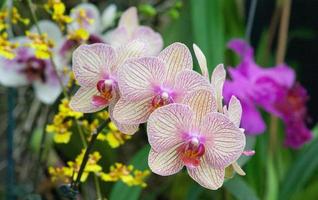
100,163,150,187
25,31,55,59
68,150,103,182
67,28,89,42
46,114,73,144
59,98,83,119
11,7,30,25
48,166,73,184
0,33,19,59
99,122,131,148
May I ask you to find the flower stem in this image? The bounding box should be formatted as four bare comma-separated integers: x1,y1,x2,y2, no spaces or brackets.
245,0,258,42
71,120,108,191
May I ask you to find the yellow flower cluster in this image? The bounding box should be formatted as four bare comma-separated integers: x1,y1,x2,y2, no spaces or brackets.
97,121,132,148
46,99,83,143
67,28,89,42
100,163,150,187
25,31,55,59
48,150,102,184
49,152,150,187
0,33,19,59
44,0,72,30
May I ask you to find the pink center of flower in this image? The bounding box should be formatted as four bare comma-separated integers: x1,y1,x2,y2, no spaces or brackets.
179,137,205,168
91,79,114,107
20,57,46,82
151,91,174,109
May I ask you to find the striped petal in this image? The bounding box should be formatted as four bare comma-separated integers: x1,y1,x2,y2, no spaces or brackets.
200,112,245,168
211,64,226,112
187,156,225,190
109,100,139,135
70,86,107,113
227,95,242,127
114,40,146,73
112,96,153,124
158,43,192,84
173,70,212,102
148,147,184,176
182,89,217,128
193,44,209,79
118,7,139,35
147,103,193,151
103,27,130,49
118,57,165,100
72,43,115,87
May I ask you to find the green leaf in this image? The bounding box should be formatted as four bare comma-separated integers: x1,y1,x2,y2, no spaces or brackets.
109,145,150,200
190,0,225,70
279,135,318,200
224,176,260,200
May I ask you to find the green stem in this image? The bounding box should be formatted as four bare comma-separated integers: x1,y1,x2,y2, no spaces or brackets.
75,120,87,148
71,120,108,191
94,175,102,200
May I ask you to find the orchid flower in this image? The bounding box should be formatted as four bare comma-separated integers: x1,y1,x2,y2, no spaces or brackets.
104,7,163,56
69,41,145,134
112,42,211,129
223,39,312,148
147,88,246,190
0,20,65,104
193,44,249,176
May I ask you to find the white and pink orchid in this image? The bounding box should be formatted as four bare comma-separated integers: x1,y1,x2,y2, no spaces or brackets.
147,89,246,190
69,41,145,134
0,20,65,104
104,7,163,56
112,42,212,129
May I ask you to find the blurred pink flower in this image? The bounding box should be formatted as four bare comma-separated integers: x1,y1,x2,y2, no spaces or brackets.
112,42,211,128
69,41,145,134
104,7,163,55
147,89,245,190
223,39,312,148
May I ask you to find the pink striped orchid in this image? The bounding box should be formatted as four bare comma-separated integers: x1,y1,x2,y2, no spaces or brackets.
69,41,145,134
112,42,211,129
147,89,246,190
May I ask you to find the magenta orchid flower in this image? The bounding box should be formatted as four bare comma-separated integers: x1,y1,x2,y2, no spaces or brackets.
112,42,212,129
223,39,312,148
69,41,145,134
147,89,246,190
0,20,65,104
104,7,163,55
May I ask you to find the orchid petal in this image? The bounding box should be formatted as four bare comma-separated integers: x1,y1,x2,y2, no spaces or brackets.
132,26,163,56
174,70,212,102
33,81,61,104
147,103,192,151
227,39,254,59
72,43,115,87
158,42,192,84
227,95,242,127
211,64,226,112
193,44,209,79
201,112,245,168
232,162,246,176
70,87,107,113
187,156,225,190
182,89,217,128
30,20,62,44
118,57,165,100
103,27,130,49
108,102,139,135
0,63,28,86
112,96,153,124
148,147,183,176
101,4,117,30
118,7,138,35
114,40,146,73
241,102,266,134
